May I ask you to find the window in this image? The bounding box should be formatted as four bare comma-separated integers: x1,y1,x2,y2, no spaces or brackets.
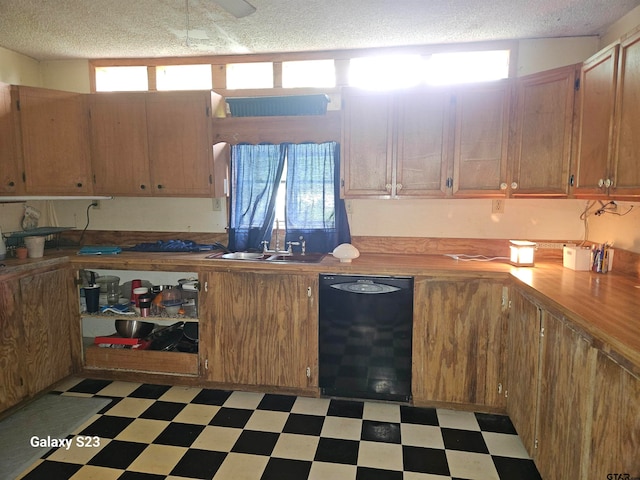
95,66,148,92
228,142,350,253
156,64,213,90
226,62,274,89
348,50,510,89
282,60,336,88
425,50,510,85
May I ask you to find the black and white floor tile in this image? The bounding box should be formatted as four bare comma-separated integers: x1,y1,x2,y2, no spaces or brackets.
16,377,542,480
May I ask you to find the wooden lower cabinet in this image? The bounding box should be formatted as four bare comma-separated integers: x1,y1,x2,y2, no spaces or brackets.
412,277,507,408
200,271,317,391
535,311,596,480
0,266,77,413
589,351,640,478
507,288,640,480
506,288,542,454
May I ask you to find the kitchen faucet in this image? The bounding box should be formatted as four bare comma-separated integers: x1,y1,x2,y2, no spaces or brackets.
261,219,306,255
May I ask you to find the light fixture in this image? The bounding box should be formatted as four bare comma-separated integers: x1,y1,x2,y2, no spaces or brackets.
509,240,536,267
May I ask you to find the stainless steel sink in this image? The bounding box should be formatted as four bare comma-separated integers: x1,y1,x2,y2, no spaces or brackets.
266,253,326,263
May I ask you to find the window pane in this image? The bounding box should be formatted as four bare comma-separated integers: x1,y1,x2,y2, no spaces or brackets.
95,66,148,92
425,50,510,85
349,55,423,90
282,60,336,88
227,62,273,89
156,64,212,91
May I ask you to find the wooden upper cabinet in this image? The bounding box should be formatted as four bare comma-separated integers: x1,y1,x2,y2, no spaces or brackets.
452,80,510,197
146,91,215,196
611,30,640,197
341,87,452,198
18,86,92,194
89,93,152,195
0,84,22,194
395,87,452,197
341,88,394,197
510,65,578,197
573,45,619,197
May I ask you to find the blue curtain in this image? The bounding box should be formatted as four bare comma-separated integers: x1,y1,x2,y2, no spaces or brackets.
228,143,285,252
284,142,351,253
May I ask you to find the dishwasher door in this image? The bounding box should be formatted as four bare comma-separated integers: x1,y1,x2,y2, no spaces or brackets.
318,274,413,402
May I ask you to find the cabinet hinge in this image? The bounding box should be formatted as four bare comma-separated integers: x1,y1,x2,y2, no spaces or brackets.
574,78,580,91
498,382,503,394
306,367,311,378
534,438,539,449
540,326,545,338
446,177,453,189
569,174,575,187
340,178,345,187
204,359,209,370
16,99,20,111
204,281,208,292
209,174,213,185
22,172,26,182
93,174,96,184
206,106,211,117
307,286,312,298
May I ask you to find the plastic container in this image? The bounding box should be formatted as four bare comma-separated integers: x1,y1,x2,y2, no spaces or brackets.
226,94,330,117
24,236,45,258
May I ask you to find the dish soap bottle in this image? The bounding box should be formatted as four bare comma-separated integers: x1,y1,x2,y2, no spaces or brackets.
0,227,6,260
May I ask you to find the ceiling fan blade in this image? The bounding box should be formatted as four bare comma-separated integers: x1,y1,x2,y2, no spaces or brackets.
213,0,256,18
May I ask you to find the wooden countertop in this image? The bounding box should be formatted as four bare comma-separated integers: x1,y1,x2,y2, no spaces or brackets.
3,249,639,374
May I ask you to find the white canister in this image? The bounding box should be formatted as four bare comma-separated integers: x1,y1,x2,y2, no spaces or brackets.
24,236,45,258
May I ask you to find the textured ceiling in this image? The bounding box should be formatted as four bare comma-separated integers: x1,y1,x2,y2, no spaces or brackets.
0,0,639,61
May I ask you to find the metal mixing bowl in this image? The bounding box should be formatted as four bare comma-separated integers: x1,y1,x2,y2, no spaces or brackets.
115,319,155,338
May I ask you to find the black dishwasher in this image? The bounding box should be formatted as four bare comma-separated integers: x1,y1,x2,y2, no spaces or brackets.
319,274,413,402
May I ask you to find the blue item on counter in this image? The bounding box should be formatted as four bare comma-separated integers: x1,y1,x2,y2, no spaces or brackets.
79,246,122,255
123,240,216,252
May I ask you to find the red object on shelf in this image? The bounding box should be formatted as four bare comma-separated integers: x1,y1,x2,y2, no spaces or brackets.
94,335,141,346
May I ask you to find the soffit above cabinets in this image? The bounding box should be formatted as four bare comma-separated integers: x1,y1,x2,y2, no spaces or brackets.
0,0,639,61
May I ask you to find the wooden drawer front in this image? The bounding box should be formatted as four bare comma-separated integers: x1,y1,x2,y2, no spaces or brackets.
85,346,198,376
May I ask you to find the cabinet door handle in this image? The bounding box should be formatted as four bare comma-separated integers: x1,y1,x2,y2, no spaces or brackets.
157,184,164,189
76,182,83,188
598,178,604,188
140,184,146,190
510,182,518,190
396,183,403,192
604,178,612,188
385,183,392,193
500,182,508,190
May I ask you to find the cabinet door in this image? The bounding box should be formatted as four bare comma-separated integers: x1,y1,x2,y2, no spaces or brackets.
89,93,152,195
589,351,640,478
452,81,510,197
200,271,315,389
0,84,22,194
341,89,394,197
611,30,640,197
535,312,596,480
18,87,92,194
506,289,542,455
413,278,506,407
200,271,257,385
395,88,452,197
20,268,75,395
511,65,577,196
256,273,315,389
573,45,619,197
0,278,28,412
146,91,214,196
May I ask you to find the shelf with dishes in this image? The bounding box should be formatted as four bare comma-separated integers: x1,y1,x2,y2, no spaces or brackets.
79,269,200,376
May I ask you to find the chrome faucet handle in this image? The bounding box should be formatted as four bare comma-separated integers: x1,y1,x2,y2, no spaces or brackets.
260,240,270,253
286,241,300,254
299,236,306,255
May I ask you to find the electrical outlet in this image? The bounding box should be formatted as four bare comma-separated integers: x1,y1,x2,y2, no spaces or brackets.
492,199,505,213
212,198,222,211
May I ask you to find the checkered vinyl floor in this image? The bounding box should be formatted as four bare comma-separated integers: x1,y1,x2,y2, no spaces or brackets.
17,377,541,480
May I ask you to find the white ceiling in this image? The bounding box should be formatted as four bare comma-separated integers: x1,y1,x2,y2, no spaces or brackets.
1,0,639,61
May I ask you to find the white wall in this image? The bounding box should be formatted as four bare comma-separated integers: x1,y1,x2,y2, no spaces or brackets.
0,46,41,86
